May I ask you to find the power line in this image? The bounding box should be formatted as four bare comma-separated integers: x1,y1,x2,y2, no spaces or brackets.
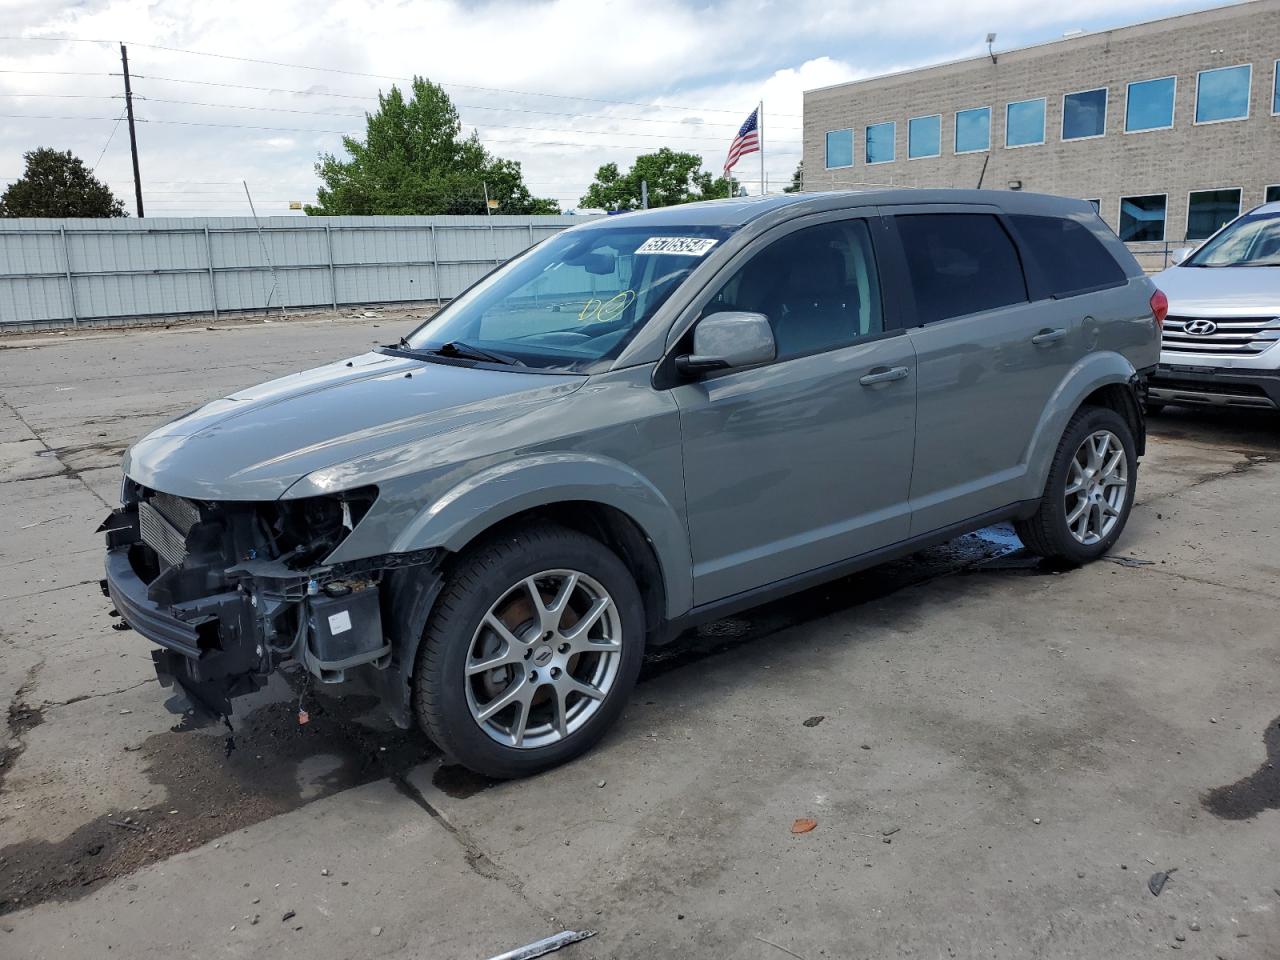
0,92,122,100
91,110,127,170
132,95,780,144
0,34,802,118
126,73,804,130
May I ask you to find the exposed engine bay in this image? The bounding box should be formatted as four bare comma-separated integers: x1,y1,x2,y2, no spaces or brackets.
100,480,441,723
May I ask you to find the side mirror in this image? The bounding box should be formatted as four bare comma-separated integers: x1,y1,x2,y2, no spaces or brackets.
676,311,776,376
1171,247,1194,265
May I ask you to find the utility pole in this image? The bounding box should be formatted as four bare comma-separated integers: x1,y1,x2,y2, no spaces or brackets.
119,44,143,217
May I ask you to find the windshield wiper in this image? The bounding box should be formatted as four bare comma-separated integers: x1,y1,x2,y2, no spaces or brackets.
381,337,523,366
434,340,524,365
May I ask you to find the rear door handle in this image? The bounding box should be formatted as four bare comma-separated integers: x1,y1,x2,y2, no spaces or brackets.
1031,328,1068,346
859,365,910,386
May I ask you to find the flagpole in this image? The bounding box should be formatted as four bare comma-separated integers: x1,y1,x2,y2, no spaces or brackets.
758,100,765,196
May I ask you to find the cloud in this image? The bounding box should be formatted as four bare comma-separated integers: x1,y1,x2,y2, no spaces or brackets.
0,0,1214,213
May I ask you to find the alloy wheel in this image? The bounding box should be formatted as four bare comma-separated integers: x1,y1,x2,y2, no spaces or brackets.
464,569,622,749
1064,429,1128,546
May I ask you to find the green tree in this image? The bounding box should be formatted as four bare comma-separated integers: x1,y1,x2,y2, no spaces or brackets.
306,77,557,216
0,148,126,218
783,161,803,193
580,148,736,211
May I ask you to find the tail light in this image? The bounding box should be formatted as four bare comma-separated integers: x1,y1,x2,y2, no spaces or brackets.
1149,289,1168,331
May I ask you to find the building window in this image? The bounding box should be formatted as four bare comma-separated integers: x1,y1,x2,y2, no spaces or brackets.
825,129,854,169
1119,194,1167,242
1006,98,1046,147
865,121,895,164
1125,76,1176,132
908,114,941,158
1084,199,1101,213
1195,64,1252,123
1187,188,1242,240
1062,88,1107,140
1268,185,1280,204
1273,60,1279,115
954,107,990,153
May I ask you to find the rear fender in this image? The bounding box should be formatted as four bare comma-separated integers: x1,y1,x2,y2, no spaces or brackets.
1024,351,1141,499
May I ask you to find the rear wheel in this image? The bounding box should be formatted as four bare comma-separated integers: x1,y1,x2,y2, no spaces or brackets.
414,522,644,778
1015,406,1137,565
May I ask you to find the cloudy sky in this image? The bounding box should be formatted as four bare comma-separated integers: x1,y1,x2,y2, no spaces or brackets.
0,0,1231,216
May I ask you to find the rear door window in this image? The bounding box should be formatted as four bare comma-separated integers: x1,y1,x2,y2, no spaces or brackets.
893,214,1028,325
1009,214,1127,298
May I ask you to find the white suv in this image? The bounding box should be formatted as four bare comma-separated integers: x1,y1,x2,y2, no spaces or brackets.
1149,201,1280,412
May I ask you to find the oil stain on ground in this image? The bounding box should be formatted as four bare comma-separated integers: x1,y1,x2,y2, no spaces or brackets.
1202,715,1280,820
0,693,435,915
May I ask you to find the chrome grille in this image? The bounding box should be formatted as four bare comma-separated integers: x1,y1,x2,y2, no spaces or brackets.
1162,315,1280,356
139,501,189,568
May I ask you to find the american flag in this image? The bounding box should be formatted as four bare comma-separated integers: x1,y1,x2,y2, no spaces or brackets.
723,107,760,175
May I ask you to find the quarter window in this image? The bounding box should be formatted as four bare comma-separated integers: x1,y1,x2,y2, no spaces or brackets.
1009,215,1127,298
1195,64,1251,123
704,219,883,361
1187,188,1242,241
865,122,895,164
955,107,990,153
908,115,941,158
1119,194,1167,242
1126,77,1175,132
1062,88,1107,140
1006,98,1046,147
825,129,854,169
894,214,1028,325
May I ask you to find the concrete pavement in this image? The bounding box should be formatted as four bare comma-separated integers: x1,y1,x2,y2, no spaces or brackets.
1,314,1277,959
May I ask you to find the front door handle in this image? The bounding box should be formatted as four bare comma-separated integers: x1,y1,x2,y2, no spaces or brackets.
859,365,910,386
1031,328,1068,346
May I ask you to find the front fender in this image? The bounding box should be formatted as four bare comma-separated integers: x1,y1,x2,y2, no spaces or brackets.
1023,350,1140,499
390,453,693,618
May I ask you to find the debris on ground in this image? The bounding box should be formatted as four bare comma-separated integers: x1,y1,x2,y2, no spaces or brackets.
791,818,818,834
1148,868,1176,896
882,826,900,837
281,910,296,922
802,716,825,727
1105,556,1155,568
106,819,144,833
484,929,597,960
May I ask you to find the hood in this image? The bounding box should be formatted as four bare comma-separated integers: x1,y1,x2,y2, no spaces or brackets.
1153,264,1280,315
124,352,585,500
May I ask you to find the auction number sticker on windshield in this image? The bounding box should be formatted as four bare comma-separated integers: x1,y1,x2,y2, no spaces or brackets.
635,236,719,256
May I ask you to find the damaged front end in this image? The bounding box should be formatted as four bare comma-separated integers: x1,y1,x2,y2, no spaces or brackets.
100,480,441,724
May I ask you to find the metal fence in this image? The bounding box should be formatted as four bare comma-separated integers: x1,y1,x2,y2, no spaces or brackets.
0,214,598,328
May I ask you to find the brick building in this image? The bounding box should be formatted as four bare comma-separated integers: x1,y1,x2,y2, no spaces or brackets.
802,0,1280,250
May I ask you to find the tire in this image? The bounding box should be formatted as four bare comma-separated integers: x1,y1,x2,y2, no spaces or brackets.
413,522,644,778
1015,406,1138,565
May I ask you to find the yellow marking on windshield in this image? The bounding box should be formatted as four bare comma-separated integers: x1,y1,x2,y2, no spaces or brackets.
577,290,636,323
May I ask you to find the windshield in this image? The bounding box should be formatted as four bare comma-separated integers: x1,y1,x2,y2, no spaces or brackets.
1184,212,1280,267
404,224,734,372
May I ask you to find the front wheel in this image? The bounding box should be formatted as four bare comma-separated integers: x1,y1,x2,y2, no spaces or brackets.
413,523,644,778
1015,406,1137,565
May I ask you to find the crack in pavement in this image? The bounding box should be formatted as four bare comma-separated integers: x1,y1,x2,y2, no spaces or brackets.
0,396,113,511
389,772,561,929
54,678,157,708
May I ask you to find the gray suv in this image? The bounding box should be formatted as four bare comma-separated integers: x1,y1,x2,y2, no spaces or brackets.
102,190,1161,777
